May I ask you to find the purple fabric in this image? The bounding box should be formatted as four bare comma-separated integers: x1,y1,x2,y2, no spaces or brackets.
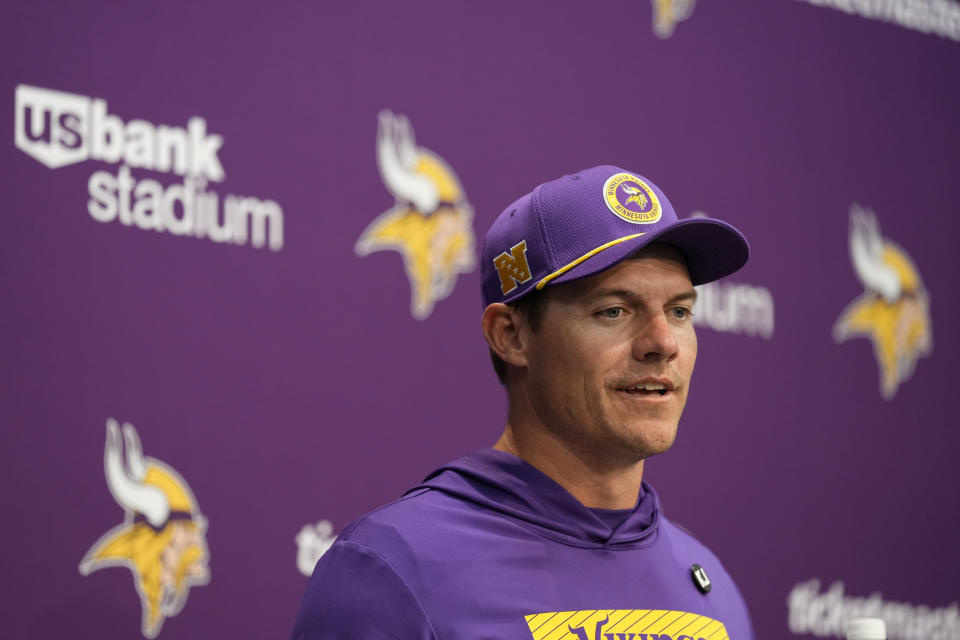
292,450,754,639
589,506,639,531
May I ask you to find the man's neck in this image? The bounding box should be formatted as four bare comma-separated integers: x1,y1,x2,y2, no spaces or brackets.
493,422,645,510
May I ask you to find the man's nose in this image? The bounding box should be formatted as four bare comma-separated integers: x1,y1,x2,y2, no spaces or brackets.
632,312,680,362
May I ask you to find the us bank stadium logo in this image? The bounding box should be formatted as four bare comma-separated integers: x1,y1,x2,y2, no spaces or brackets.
79,419,209,638
525,609,729,640
355,110,476,320
14,84,284,251
833,205,932,400
651,0,697,38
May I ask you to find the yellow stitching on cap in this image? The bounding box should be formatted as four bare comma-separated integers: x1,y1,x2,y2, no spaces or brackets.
536,233,646,289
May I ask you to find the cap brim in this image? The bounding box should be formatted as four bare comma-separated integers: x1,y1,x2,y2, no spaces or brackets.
546,217,749,288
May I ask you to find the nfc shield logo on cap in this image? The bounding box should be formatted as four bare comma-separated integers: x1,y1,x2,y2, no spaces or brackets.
602,172,662,224
493,240,533,295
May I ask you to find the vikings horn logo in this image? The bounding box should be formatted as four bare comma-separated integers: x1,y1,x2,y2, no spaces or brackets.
79,419,210,638
355,110,476,320
833,206,933,399
621,185,649,209
651,0,697,38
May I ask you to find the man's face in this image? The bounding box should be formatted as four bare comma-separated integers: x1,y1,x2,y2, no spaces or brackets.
520,245,697,466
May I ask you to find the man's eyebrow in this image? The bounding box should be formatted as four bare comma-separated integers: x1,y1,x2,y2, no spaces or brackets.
669,289,698,304
580,288,699,304
581,288,638,303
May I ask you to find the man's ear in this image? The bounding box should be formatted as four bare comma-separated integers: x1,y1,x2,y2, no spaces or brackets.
481,303,529,368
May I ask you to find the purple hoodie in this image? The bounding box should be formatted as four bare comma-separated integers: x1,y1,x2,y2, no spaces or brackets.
292,449,754,639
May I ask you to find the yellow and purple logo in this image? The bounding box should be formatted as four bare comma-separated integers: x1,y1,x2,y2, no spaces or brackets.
603,173,662,225
833,206,933,399
355,110,476,320
493,240,533,295
525,609,729,640
79,419,210,638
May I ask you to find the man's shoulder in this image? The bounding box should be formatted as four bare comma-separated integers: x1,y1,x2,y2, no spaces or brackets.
657,513,724,560
338,454,519,550
336,485,483,562
339,487,437,542
314,483,510,604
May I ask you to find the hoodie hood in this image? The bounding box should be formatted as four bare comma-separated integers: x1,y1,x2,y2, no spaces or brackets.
407,449,660,548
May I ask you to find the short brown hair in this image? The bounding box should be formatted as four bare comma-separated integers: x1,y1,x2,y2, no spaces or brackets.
489,289,549,385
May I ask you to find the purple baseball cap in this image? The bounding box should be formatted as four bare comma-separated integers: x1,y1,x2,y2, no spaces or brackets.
481,165,750,307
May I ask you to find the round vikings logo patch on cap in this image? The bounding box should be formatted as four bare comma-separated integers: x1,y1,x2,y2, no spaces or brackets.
603,173,662,224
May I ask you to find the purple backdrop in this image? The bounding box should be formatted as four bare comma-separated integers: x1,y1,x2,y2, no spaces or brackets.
2,1,958,638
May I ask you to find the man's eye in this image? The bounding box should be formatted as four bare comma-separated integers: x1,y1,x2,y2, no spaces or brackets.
671,307,692,320
599,308,624,319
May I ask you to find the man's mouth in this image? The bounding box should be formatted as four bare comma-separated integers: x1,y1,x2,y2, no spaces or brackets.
622,381,670,397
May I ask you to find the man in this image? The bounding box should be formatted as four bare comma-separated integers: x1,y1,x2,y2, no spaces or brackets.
292,165,754,639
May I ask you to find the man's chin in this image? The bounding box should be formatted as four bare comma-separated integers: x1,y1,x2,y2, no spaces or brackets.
619,422,680,461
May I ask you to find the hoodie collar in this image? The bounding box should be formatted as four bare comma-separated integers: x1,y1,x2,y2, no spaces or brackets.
408,449,660,548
